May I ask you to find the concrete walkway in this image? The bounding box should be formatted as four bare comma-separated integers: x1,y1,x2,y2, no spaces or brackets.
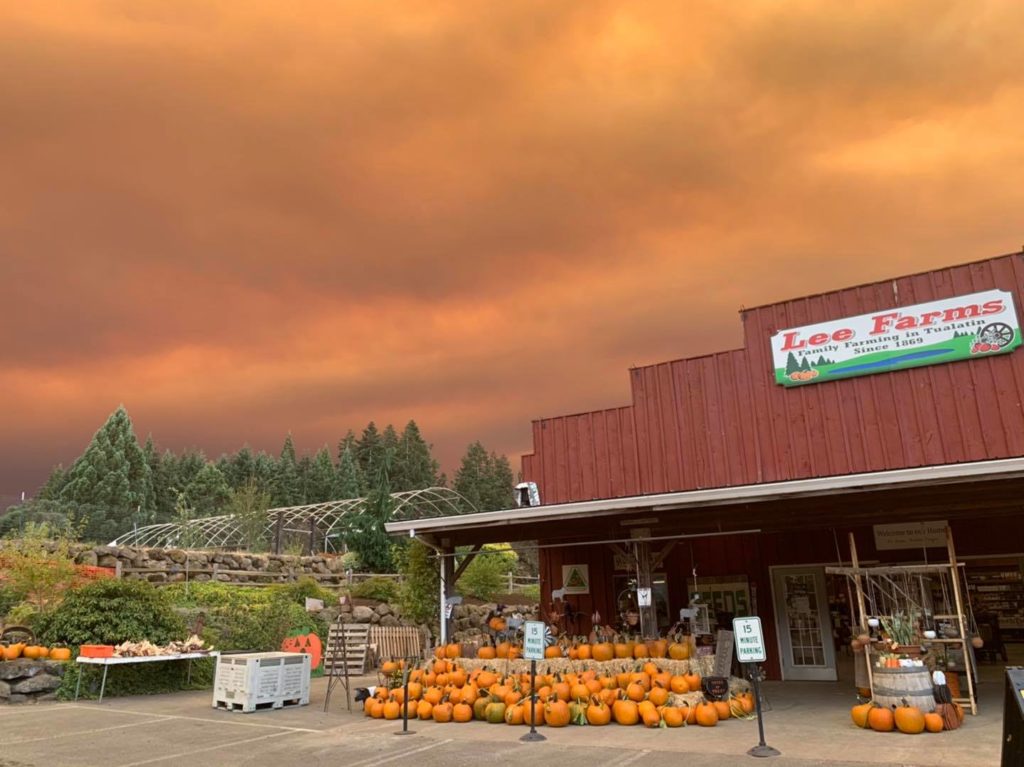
0,663,1009,767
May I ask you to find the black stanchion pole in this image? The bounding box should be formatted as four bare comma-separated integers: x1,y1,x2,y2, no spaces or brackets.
747,664,779,758
396,658,414,736
520,659,545,742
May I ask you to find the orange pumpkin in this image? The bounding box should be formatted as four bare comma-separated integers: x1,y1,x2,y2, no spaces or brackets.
868,706,895,732
592,642,614,662
647,684,669,707
383,699,401,720
612,698,639,725
661,706,684,727
924,712,944,733
495,642,511,659
851,702,872,728
713,699,731,720
432,701,453,723
416,699,434,720
648,639,668,658
668,640,690,660
669,675,690,694
683,672,701,691
695,701,719,727
477,646,496,660
453,702,473,722
576,643,592,660
444,643,461,659
544,645,563,659
586,697,611,725
36,646,50,659
504,703,525,725
544,699,571,727
894,704,925,735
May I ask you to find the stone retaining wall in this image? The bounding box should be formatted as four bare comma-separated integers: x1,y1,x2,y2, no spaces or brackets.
0,660,67,704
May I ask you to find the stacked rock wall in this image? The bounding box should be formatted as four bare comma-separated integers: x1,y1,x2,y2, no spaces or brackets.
0,660,66,704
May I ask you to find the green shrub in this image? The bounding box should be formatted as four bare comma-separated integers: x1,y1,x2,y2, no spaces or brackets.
351,576,399,602
396,541,438,628
5,602,38,628
202,597,327,653
269,577,335,607
519,584,540,601
36,579,185,647
457,546,517,601
0,585,25,620
163,582,273,610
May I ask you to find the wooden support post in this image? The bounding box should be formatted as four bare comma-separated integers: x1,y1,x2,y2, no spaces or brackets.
440,546,455,645
849,533,874,696
634,541,658,639
273,515,284,555
453,545,482,583
946,526,977,715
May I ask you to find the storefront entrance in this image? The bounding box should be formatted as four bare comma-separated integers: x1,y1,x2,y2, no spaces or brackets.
771,566,837,681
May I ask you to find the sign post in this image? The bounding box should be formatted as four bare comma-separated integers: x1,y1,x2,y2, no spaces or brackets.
733,616,779,758
521,621,547,742
395,656,415,736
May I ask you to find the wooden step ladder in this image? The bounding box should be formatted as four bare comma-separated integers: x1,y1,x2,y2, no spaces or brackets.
324,622,371,676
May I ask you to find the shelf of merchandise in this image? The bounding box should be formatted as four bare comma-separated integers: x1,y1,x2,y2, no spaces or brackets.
964,558,1024,641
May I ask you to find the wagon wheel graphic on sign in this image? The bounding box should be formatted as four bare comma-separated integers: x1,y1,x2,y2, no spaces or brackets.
978,322,1013,348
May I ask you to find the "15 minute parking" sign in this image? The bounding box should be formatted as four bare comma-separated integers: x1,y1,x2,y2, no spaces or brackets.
733,616,767,663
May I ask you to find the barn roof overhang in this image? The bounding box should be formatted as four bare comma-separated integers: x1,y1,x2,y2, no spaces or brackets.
386,457,1024,548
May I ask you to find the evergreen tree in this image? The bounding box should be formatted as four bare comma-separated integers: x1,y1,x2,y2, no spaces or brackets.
185,463,232,517
346,447,395,572
306,447,337,503
222,446,257,491
253,451,277,494
800,356,811,372
453,442,515,513
37,465,68,501
227,478,271,551
273,435,302,507
356,423,385,482
167,450,206,497
335,440,365,499
59,406,152,541
392,420,440,492
816,356,828,366
785,352,800,376
144,443,175,524
297,454,314,504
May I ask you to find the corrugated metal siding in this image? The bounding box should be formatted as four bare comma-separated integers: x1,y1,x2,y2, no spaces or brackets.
523,253,1024,502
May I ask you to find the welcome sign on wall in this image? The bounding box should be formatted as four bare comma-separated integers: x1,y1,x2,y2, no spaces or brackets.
771,289,1021,386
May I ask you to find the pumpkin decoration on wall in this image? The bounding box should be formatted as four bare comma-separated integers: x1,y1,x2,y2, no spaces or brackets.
281,632,322,671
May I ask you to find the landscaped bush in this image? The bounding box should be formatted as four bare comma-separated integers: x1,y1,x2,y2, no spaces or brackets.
351,576,399,602
269,577,335,607
163,582,274,610
0,585,25,621
457,546,517,601
36,579,185,647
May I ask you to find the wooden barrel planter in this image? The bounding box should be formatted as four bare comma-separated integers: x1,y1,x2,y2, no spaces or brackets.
872,666,935,712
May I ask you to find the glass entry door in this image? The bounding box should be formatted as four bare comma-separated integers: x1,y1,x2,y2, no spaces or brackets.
771,566,837,681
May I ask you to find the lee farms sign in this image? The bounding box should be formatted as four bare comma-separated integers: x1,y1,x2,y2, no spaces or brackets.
771,290,1020,386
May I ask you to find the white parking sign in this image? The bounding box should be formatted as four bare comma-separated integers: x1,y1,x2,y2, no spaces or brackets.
523,621,546,661
733,616,767,663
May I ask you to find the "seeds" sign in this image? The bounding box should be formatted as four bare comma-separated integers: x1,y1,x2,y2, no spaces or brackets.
770,289,1021,387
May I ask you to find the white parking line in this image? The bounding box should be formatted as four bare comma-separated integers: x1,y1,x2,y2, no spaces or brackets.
117,730,301,767
63,704,320,733
606,749,652,767
3,716,173,745
344,737,454,767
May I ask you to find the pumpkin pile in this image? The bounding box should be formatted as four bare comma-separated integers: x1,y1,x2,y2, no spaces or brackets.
851,700,963,734
472,634,694,663
365,654,756,729
0,643,71,661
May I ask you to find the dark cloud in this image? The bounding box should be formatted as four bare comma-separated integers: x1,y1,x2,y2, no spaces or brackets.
2,1,1023,497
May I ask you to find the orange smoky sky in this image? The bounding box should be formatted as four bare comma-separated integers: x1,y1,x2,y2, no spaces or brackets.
2,1,1024,502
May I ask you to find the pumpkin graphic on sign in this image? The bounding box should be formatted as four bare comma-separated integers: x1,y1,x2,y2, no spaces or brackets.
281,632,322,670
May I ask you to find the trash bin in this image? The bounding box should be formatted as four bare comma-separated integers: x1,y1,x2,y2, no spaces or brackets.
1003,667,1024,766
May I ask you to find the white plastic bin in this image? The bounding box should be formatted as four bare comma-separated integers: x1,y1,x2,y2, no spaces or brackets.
213,652,310,713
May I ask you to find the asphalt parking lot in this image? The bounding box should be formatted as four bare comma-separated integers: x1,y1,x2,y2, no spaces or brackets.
0,669,1006,767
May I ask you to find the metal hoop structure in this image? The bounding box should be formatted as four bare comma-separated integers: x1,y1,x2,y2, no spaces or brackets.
109,486,474,550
